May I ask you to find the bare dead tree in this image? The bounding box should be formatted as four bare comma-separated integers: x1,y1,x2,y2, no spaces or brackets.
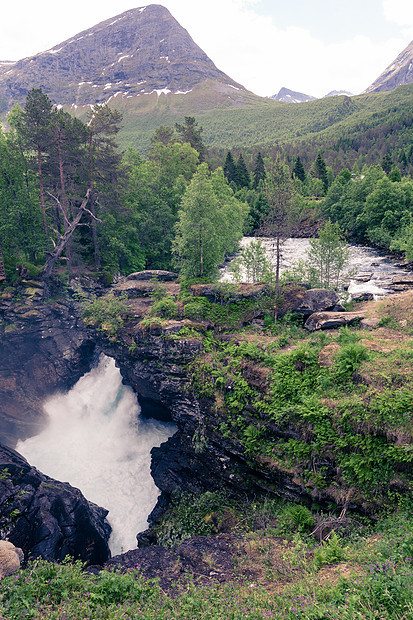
41,189,101,278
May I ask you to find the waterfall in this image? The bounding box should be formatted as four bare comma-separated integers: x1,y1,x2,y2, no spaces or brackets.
17,354,176,556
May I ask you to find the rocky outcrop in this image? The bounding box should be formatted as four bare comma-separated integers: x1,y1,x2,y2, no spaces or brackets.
0,444,111,565
276,285,339,318
304,310,366,331
0,294,96,446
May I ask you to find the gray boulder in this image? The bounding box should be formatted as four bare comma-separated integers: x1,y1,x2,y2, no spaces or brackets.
305,311,366,331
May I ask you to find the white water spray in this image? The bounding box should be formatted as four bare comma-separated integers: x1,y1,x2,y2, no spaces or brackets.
17,354,176,555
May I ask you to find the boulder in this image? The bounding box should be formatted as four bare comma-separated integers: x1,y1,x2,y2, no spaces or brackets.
359,318,381,330
305,311,366,331
392,274,413,285
0,444,111,565
349,292,374,302
126,270,178,282
277,285,339,318
189,283,270,303
0,540,24,580
353,273,372,282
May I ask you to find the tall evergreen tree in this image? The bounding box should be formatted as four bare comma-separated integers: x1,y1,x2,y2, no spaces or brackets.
223,151,237,186
252,152,266,189
175,116,206,162
19,88,54,235
236,153,251,189
87,103,123,268
292,155,306,182
312,152,329,194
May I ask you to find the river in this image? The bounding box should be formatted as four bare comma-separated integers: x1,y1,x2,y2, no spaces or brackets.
220,237,409,300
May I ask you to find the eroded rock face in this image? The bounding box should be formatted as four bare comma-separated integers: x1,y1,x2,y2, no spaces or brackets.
0,297,96,446
0,444,111,565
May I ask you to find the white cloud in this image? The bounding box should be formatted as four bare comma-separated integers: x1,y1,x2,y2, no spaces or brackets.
382,0,413,31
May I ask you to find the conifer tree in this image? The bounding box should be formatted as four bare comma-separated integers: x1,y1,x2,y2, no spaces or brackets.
223,151,238,186
19,88,54,235
312,152,329,194
175,116,206,162
252,151,266,189
292,155,306,182
236,153,251,189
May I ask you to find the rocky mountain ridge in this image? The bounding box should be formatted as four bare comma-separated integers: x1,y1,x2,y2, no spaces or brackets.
0,4,244,111
365,39,413,93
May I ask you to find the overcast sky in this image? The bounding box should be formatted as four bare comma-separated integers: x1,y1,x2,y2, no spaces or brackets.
1,0,412,98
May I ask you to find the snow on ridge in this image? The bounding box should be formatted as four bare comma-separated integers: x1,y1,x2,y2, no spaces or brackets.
118,55,131,62
175,89,193,95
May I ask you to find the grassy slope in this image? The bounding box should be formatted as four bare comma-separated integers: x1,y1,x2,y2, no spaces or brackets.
71,82,413,153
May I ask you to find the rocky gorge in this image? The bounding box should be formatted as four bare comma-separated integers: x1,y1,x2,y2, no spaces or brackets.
1,255,413,569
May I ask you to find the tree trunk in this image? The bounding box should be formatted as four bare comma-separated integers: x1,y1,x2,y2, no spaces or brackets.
41,190,92,279
37,146,47,235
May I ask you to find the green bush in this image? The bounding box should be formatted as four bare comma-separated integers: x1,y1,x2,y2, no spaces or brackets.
150,296,179,319
334,342,369,382
82,295,128,339
313,531,347,568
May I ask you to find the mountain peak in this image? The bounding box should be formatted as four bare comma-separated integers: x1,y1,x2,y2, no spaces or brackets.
270,87,316,103
364,39,413,93
0,4,244,108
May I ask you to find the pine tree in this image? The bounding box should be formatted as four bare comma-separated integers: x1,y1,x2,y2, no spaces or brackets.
223,151,238,186
236,153,251,188
312,152,329,194
175,116,206,162
20,88,54,234
252,152,266,189
292,155,306,182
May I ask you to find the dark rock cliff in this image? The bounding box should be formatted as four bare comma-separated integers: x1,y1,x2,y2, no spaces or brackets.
0,444,110,564
0,291,96,447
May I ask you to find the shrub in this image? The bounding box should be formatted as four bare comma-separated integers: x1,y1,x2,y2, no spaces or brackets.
334,342,369,382
82,295,128,339
150,296,178,319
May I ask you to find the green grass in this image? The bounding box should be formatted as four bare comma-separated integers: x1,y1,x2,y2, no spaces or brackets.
2,510,413,619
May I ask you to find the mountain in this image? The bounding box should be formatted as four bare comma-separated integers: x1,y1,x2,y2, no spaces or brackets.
324,90,353,98
0,4,246,111
364,39,413,93
270,87,316,103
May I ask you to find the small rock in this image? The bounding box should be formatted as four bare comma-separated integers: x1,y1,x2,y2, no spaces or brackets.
359,318,381,330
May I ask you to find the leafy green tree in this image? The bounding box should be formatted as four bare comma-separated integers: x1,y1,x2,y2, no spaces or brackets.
86,103,124,269
172,164,246,278
230,239,274,283
306,220,349,289
175,116,206,162
252,152,266,189
381,153,393,174
0,129,45,275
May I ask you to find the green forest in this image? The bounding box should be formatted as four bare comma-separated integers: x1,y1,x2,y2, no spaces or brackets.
1,86,412,285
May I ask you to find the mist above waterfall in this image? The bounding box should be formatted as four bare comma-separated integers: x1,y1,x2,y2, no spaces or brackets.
17,354,176,555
